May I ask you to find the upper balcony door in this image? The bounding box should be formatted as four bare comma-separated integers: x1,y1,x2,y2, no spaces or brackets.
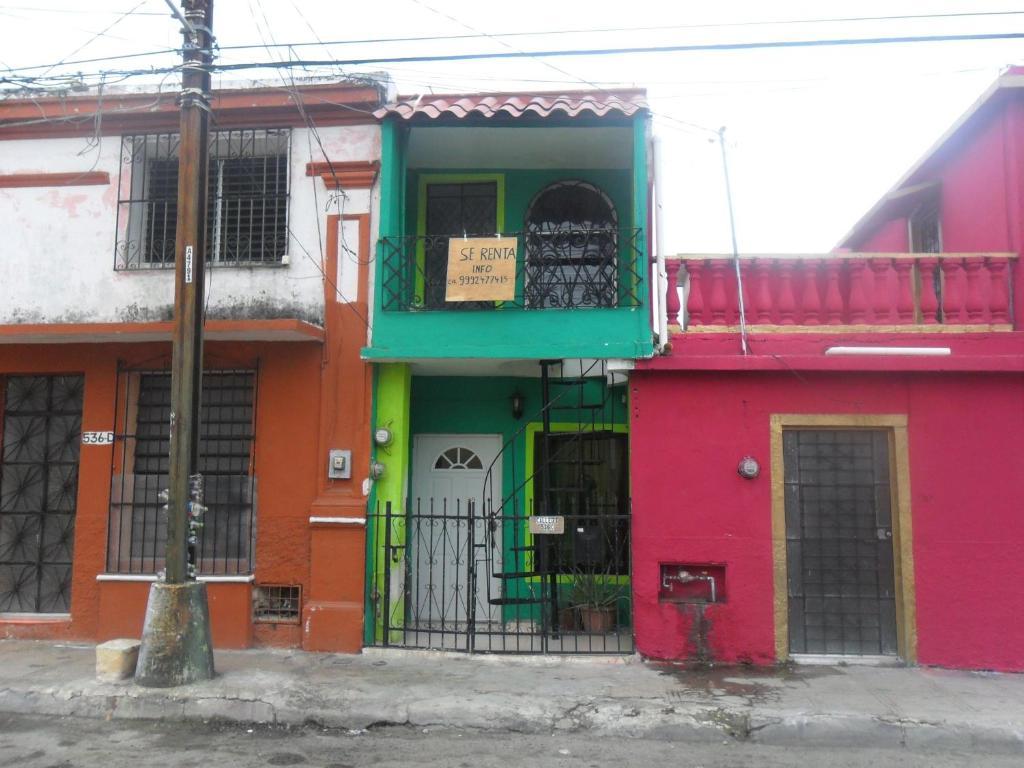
424,181,498,310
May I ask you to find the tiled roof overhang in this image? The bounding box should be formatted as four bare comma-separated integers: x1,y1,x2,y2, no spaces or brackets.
374,89,648,120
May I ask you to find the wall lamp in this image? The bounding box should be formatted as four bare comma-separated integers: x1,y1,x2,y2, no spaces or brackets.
510,390,524,420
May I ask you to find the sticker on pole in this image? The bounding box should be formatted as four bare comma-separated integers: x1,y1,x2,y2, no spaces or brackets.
529,516,565,535
185,245,194,283
81,431,114,446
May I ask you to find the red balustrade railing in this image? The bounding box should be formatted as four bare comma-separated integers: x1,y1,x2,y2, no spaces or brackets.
666,254,1016,330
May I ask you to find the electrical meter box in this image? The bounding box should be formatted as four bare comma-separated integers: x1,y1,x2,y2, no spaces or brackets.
327,449,352,480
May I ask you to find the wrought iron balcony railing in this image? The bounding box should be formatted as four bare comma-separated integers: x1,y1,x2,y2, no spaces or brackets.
379,228,644,311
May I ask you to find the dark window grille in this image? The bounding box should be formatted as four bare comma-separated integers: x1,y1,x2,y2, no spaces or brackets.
253,584,301,623
0,375,83,613
524,181,619,309
115,129,290,269
909,198,941,254
106,368,257,575
533,431,630,576
423,181,499,310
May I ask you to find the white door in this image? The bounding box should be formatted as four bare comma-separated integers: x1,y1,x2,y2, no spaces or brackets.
411,434,502,626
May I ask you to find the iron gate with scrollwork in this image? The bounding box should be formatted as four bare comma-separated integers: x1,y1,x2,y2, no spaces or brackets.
367,361,633,655
0,375,84,614
369,498,631,654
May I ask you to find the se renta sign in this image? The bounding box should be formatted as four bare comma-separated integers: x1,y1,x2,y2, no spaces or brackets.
445,237,517,302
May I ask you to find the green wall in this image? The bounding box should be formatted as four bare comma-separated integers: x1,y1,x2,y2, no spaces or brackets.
405,168,633,239
409,375,629,623
409,375,628,512
365,362,412,644
366,118,654,362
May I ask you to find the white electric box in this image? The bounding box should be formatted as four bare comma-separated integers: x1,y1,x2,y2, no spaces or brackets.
327,449,352,479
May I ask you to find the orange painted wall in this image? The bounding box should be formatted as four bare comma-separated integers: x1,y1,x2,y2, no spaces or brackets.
0,335,365,651
300,213,373,653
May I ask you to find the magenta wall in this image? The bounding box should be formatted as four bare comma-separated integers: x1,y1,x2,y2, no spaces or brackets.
937,109,1013,252
856,93,1024,322
630,369,1024,671
859,216,909,251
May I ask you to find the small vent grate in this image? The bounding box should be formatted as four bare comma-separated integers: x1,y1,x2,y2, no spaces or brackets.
253,584,301,623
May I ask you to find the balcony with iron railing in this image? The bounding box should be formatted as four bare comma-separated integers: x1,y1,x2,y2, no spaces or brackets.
367,228,653,361
665,253,1018,332
379,228,644,312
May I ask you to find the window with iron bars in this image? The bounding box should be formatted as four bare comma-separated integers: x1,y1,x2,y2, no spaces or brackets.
115,129,290,269
106,369,257,575
909,197,942,254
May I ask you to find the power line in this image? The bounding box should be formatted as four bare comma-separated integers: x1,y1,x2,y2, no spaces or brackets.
0,4,168,14
5,29,1024,93
37,1,154,77
143,9,1024,55
7,9,1024,75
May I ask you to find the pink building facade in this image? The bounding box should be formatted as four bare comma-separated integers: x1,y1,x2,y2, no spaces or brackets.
630,68,1024,671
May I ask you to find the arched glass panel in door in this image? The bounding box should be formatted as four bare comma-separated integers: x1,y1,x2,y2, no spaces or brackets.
434,446,484,471
524,181,618,309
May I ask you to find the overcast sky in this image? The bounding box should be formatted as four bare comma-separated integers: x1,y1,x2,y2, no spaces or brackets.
2,0,1022,254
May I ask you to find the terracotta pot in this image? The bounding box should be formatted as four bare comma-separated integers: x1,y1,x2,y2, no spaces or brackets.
578,605,615,633
558,606,580,631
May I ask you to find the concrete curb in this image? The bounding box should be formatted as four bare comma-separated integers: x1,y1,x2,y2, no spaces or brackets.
1,681,1022,753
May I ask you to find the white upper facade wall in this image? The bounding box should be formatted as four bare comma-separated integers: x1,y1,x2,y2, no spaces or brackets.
0,123,380,326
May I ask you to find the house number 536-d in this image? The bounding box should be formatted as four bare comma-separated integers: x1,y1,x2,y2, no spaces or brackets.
81,431,114,445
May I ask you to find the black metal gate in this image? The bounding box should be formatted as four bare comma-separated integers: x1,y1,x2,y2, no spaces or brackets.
368,359,633,655
0,375,84,613
369,498,631,654
784,429,899,656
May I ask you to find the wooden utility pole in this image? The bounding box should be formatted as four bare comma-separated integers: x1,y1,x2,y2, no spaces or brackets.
165,0,213,584
136,0,216,687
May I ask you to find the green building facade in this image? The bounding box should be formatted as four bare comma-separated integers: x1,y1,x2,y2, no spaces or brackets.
364,92,654,653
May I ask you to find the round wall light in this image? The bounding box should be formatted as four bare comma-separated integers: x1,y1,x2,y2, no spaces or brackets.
737,456,760,479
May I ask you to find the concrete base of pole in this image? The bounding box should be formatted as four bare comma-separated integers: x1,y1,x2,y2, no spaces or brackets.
134,581,215,688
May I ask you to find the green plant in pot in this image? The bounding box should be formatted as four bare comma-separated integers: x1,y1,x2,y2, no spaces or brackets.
570,570,622,633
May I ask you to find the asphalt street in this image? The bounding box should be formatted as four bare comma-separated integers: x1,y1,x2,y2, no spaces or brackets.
0,712,1019,768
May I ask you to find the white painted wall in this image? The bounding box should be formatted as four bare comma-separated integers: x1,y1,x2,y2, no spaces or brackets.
0,123,380,326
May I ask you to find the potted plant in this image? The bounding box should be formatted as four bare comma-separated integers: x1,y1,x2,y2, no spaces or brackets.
569,570,621,633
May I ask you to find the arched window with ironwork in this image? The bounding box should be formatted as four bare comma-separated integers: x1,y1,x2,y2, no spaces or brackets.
523,181,619,309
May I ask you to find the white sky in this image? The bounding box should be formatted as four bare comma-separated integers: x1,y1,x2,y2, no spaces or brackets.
2,0,1022,254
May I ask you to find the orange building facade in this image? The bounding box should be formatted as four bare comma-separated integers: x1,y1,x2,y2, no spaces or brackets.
0,83,383,651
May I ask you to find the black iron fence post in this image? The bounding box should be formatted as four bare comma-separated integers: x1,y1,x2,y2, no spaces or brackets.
383,500,392,647
466,497,476,653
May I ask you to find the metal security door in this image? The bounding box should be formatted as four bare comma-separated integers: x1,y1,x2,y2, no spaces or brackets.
0,376,84,614
784,429,898,656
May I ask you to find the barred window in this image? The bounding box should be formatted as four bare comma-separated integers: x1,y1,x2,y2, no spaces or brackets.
524,180,619,309
909,198,941,254
107,369,257,575
115,129,290,269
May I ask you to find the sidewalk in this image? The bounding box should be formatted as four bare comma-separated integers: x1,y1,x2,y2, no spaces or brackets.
0,639,1021,752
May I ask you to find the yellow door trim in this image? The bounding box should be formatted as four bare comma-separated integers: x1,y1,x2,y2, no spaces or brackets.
770,413,917,663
